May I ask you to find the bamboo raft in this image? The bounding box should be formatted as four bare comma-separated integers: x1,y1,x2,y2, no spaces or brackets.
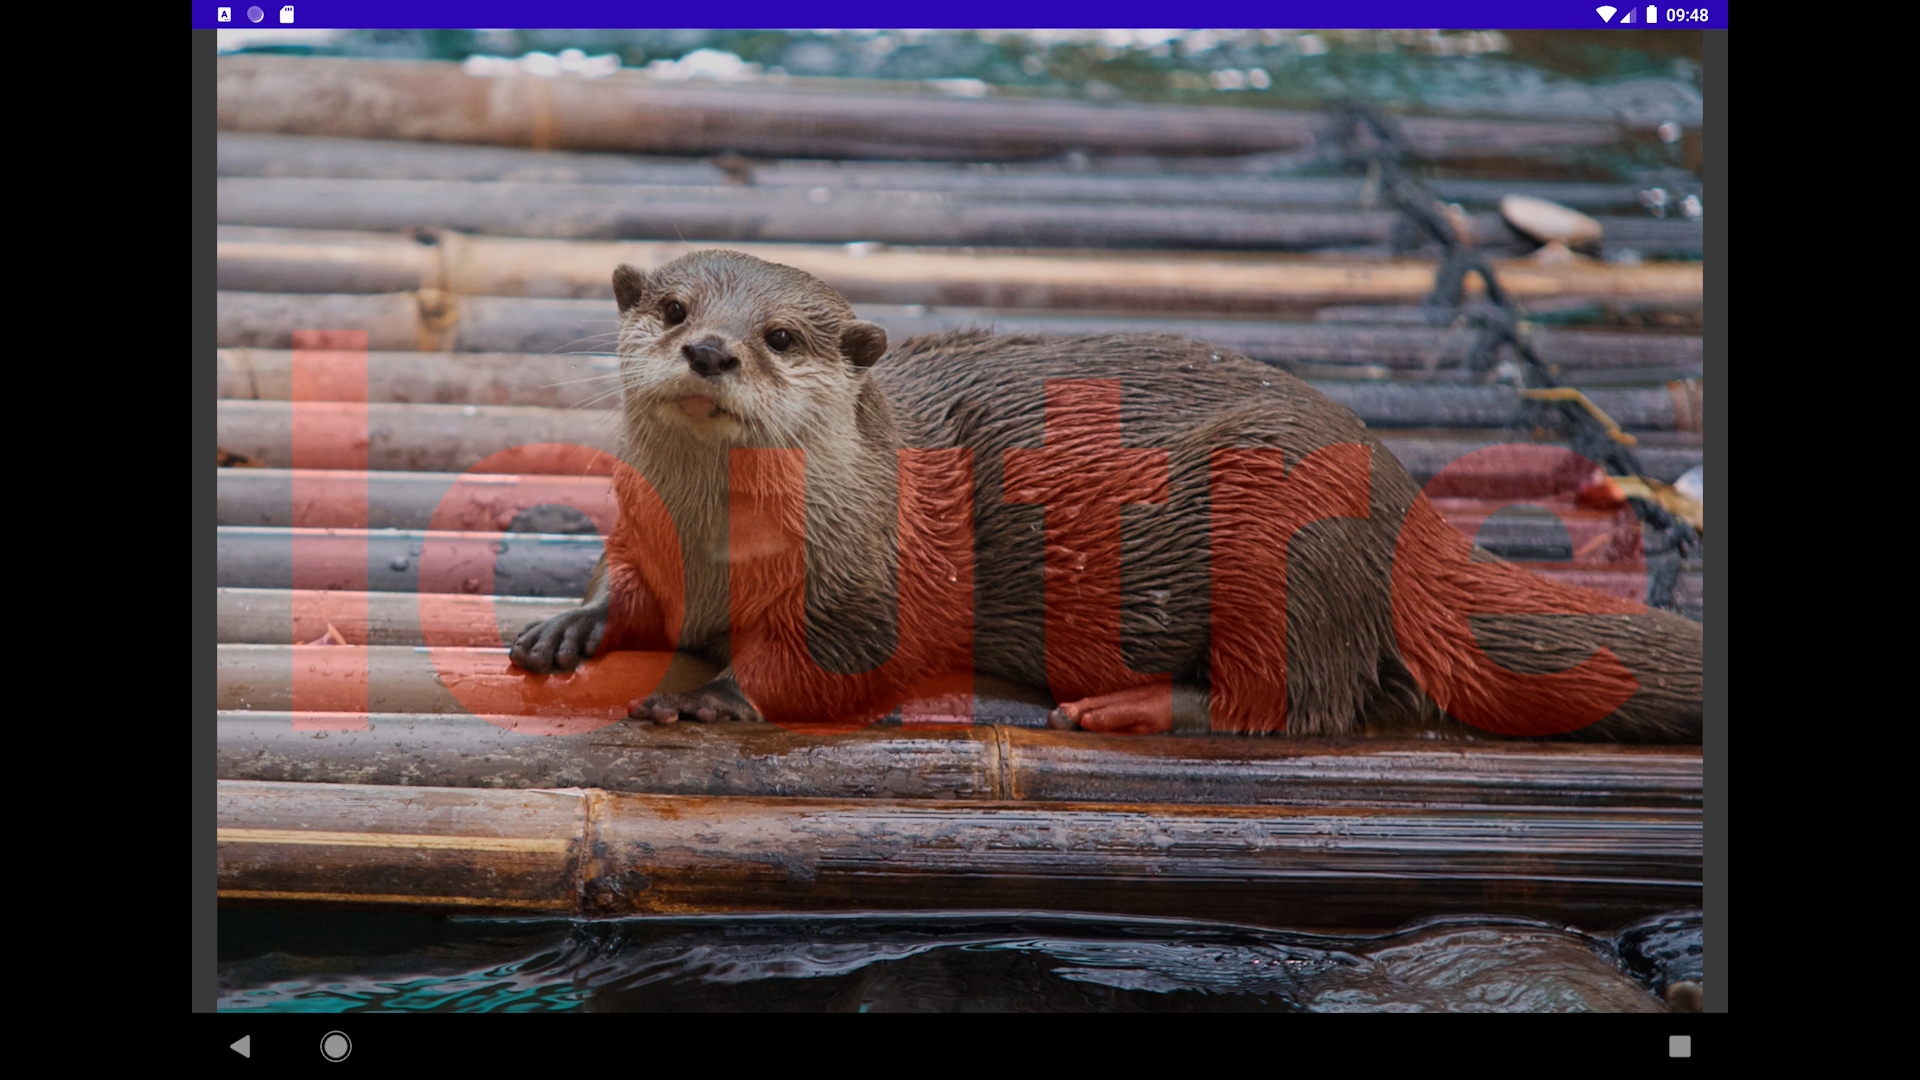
212,55,1707,931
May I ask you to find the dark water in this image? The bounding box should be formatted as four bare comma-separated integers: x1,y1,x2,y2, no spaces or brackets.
219,910,1699,1013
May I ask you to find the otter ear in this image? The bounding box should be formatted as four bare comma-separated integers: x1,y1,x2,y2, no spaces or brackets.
612,264,649,315
840,320,888,368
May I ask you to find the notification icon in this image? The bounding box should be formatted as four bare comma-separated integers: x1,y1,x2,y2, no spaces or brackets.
217,6,231,20
246,5,263,21
280,4,293,21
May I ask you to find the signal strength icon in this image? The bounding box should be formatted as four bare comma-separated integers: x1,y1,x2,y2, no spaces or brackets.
1620,6,1638,21
1597,5,1617,20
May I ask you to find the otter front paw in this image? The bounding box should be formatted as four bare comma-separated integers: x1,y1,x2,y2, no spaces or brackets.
630,679,763,725
508,604,607,673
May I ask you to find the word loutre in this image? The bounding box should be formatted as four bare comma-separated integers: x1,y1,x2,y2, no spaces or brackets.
276,333,1657,737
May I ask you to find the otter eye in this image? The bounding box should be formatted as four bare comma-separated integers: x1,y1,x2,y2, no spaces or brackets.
764,328,794,353
663,300,687,326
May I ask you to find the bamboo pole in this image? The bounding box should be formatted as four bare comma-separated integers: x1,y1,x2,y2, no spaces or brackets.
215,779,1701,928
217,586,572,646
216,469,1648,567
215,177,1704,257
216,644,1034,724
218,348,624,408
215,399,618,473
211,550,1698,615
215,348,1702,426
217,133,1684,211
215,643,712,717
216,332,1701,412
215,526,601,595
213,177,1505,250
1313,382,1690,430
217,713,1000,798
215,711,1702,808
216,468,616,531
213,549,1702,647
214,538,1700,612
1383,433,1702,488
215,56,1628,164
214,287,1708,355
213,400,1704,482
215,229,1707,315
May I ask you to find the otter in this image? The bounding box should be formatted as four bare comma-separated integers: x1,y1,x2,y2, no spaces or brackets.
509,250,1703,741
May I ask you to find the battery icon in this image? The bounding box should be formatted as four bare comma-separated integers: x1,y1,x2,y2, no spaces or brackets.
1647,5,1658,20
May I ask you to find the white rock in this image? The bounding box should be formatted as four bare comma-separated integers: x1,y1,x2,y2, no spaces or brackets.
927,78,990,98
646,49,759,83
1500,195,1604,246
1673,465,1703,505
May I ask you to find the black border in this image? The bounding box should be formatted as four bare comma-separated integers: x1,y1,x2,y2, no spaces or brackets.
1700,25,1725,1015
195,26,220,1013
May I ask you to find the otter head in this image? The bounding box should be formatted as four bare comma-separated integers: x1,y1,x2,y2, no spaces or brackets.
611,250,888,448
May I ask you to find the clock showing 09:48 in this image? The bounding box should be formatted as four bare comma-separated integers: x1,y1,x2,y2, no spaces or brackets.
1666,8,1713,20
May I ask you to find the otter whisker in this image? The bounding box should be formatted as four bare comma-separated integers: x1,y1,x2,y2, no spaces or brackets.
543,332,624,355
571,387,629,411
537,372,626,391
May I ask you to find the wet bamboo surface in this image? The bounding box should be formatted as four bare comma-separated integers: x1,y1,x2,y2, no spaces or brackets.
211,530,1702,605
215,464,1670,596
216,228,1705,314
216,338,1700,409
213,350,1702,429
217,586,571,646
213,577,1706,646
214,400,1703,483
213,57,1708,929
215,289,1704,371
218,133,1688,210
217,469,618,532
217,644,704,718
216,778,1699,929
217,178,1701,257
215,527,602,595
215,468,1651,559
216,714,1702,809
215,56,1632,163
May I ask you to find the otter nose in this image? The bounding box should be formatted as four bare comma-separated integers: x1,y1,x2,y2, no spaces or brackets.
682,341,739,378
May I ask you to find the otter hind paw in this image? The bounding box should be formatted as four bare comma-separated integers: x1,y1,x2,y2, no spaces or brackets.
630,680,763,725
1048,685,1183,735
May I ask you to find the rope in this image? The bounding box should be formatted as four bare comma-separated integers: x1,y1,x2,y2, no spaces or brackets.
1319,101,1699,610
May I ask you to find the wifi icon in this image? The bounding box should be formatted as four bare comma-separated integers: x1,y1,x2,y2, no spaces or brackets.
1597,5,1618,20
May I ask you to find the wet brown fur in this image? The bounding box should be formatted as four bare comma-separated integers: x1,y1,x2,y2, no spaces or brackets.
535,250,1703,742
880,329,1701,741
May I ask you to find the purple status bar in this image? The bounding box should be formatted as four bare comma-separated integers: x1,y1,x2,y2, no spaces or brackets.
195,5,1729,30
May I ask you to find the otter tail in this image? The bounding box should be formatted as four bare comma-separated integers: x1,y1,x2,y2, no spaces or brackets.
1386,495,1704,742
